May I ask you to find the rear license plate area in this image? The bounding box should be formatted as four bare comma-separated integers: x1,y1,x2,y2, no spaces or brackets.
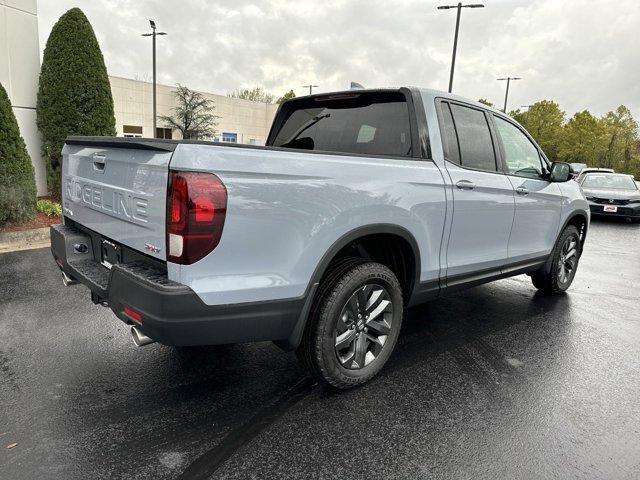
101,239,122,269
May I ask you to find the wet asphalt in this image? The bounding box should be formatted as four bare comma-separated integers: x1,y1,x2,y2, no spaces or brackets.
1,218,640,480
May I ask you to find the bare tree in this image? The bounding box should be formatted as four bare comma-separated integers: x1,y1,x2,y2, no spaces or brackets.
159,84,220,139
228,86,275,103
277,89,296,104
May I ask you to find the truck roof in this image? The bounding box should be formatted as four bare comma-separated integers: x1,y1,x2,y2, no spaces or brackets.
290,86,505,116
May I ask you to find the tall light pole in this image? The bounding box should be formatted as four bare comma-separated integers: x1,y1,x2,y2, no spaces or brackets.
142,20,167,138
302,84,319,95
497,77,521,113
437,3,484,93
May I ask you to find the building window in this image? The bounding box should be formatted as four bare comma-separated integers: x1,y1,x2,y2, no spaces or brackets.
221,132,237,143
249,138,259,145
156,128,172,139
123,125,143,138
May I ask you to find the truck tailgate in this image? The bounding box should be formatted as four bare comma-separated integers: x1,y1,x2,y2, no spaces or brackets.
61,139,175,261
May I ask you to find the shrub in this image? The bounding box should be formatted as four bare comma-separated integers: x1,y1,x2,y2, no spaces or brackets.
0,82,37,225
37,7,116,195
36,199,62,217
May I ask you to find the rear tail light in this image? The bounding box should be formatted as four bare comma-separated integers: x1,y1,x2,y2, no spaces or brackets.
166,171,227,264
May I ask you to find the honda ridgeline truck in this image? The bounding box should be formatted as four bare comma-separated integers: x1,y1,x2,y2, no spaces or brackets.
51,88,589,388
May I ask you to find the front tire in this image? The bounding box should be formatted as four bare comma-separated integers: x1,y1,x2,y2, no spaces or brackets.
531,225,581,294
297,261,403,389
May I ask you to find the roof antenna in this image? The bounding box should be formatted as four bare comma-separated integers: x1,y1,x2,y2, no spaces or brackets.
350,82,364,90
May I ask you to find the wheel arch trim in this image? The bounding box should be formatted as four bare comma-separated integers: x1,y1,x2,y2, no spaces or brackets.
562,209,589,244
539,209,589,276
276,223,422,351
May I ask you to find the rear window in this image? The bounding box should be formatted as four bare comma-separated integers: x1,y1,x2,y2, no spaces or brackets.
271,92,412,157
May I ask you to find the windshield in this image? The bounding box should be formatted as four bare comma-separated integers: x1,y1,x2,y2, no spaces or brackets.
582,174,637,190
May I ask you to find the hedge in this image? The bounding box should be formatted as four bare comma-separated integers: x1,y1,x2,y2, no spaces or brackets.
37,7,115,195
0,82,37,225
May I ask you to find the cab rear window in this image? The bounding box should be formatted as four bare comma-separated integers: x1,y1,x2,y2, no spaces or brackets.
271,92,412,157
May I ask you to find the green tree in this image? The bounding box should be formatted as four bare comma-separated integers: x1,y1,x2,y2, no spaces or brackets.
228,86,275,103
558,110,606,165
600,105,638,172
513,101,565,161
478,98,494,107
37,8,116,195
159,84,219,140
0,82,37,225
277,89,296,104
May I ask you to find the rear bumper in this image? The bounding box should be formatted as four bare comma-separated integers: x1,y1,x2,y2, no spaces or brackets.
50,223,304,347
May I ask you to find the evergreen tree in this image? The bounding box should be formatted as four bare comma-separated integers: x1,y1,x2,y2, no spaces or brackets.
37,8,116,195
0,82,37,225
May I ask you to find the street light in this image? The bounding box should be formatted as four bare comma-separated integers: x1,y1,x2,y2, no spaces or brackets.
142,20,167,138
497,77,521,113
437,3,484,93
302,84,319,95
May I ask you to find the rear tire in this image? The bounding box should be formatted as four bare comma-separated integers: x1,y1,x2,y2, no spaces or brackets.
296,260,403,389
531,225,581,294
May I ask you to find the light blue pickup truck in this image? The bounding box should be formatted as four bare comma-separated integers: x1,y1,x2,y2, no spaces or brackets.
51,88,589,388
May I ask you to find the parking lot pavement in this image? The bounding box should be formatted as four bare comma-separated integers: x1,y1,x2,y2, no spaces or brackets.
1,220,639,480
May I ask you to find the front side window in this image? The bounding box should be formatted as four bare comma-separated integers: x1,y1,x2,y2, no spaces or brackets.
448,104,497,171
494,116,544,178
272,92,412,157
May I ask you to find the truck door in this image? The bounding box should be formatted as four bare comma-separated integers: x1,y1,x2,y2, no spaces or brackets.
438,101,515,285
490,114,562,262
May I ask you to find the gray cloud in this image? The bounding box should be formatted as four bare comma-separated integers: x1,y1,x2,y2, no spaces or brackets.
38,0,639,117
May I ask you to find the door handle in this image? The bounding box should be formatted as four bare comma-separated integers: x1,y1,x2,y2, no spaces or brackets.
516,186,529,195
92,153,106,173
455,180,476,190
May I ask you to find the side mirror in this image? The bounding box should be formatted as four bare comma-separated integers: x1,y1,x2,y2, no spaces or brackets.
550,162,571,182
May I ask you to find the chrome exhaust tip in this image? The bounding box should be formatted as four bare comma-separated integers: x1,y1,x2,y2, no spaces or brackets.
62,271,78,287
130,326,155,347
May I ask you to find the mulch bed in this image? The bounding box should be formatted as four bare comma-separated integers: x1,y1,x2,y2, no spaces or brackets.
0,195,62,233
0,212,61,233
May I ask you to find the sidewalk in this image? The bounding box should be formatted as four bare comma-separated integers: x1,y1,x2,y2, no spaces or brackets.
0,227,51,253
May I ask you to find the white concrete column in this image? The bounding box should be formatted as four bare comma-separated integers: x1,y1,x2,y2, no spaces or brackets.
0,0,47,195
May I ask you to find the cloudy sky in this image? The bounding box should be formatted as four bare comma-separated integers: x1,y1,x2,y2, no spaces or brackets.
38,0,639,117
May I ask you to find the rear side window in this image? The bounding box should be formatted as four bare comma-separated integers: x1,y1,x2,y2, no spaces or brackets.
440,102,460,165
271,92,412,157
448,103,497,172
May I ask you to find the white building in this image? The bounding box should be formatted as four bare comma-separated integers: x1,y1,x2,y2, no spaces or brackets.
0,0,47,195
110,76,280,145
1,1,280,197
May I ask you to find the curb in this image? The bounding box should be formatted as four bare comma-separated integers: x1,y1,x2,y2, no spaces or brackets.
0,227,50,254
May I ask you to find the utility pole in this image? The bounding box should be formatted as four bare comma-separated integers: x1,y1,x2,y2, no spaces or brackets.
302,84,319,95
437,3,484,93
497,77,521,113
142,20,167,138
